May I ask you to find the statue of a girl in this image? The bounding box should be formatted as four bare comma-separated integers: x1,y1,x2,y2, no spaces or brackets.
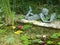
39,8,56,22
25,6,56,22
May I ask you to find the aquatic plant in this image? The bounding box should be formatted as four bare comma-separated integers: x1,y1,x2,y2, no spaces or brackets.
20,35,32,45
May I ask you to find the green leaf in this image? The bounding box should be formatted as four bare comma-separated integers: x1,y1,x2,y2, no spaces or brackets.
57,42,60,45
10,12,15,25
0,9,2,12
23,25,32,30
0,29,6,33
57,32,60,37
20,35,29,41
47,41,53,44
18,15,25,19
44,17,49,21
20,35,31,45
0,24,3,27
51,33,59,39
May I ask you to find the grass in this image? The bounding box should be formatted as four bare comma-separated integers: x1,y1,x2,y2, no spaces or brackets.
0,23,60,45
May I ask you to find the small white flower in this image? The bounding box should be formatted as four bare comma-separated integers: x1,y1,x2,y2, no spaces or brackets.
43,35,46,38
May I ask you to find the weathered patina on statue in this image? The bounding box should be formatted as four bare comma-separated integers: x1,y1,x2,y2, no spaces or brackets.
25,6,40,20
25,6,56,22
39,8,56,22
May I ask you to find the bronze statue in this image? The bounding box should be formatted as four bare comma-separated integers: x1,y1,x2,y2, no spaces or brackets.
25,6,56,22
39,8,56,22
25,6,40,20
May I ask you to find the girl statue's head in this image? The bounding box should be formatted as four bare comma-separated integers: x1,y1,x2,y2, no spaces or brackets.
42,8,49,15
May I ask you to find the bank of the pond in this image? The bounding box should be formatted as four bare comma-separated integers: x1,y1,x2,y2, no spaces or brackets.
0,23,60,45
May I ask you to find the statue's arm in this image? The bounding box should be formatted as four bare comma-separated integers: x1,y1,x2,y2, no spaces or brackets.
50,13,56,22
40,14,45,22
40,13,51,22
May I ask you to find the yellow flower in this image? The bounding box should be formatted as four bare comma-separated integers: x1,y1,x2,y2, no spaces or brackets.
11,26,16,29
14,30,23,34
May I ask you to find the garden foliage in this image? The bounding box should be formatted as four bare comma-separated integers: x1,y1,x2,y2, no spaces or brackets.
10,0,60,14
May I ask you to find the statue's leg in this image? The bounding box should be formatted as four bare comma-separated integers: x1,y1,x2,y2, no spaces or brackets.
25,6,33,19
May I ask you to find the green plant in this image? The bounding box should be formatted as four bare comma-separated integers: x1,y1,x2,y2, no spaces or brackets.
0,29,6,33
55,32,60,37
0,24,3,27
1,0,12,25
44,15,50,21
20,35,32,45
47,41,53,44
32,39,43,44
10,0,59,14
23,24,32,30
10,12,15,25
51,33,59,39
1,0,15,25
0,4,5,23
0,8,2,13
57,42,60,45
18,15,25,19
